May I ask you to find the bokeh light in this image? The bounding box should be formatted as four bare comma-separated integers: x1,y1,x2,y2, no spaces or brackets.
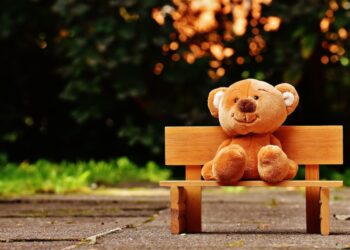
153,0,350,79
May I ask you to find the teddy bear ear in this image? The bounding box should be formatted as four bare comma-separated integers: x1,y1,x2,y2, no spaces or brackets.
208,87,227,118
275,83,299,115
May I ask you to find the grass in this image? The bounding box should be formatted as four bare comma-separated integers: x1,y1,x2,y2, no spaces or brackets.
0,157,171,196
0,154,348,196
296,165,350,186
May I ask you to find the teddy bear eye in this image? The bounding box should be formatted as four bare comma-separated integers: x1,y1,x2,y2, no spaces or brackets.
253,95,259,100
234,97,239,103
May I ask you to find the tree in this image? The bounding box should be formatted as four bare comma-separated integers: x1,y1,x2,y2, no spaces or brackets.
0,0,349,168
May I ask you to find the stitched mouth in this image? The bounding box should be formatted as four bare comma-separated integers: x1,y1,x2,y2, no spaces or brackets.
232,114,258,124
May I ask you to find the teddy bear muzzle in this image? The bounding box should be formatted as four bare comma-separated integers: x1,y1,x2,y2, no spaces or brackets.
238,99,256,113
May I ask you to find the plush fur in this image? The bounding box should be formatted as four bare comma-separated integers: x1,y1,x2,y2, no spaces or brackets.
201,79,299,183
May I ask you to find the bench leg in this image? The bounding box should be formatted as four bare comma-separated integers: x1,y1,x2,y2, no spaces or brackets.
305,165,330,235
185,165,202,233
320,187,330,235
170,186,186,234
306,165,321,233
306,186,321,233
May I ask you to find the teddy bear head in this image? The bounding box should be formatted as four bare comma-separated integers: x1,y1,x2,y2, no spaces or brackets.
208,79,299,136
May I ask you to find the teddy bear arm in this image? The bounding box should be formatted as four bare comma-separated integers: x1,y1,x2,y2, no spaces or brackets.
269,134,282,148
216,139,232,153
201,160,215,180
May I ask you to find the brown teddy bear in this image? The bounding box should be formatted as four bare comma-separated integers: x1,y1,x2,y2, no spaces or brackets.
201,78,299,183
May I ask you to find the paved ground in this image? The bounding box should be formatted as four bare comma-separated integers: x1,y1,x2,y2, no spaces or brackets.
0,187,349,249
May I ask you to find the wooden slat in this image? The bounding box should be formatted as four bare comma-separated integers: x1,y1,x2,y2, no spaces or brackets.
320,187,330,236
184,166,202,233
306,165,321,234
275,127,343,165
165,126,225,166
165,126,343,165
170,186,186,234
160,180,343,187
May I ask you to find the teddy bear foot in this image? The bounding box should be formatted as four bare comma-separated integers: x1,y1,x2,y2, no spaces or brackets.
212,144,246,184
258,145,289,183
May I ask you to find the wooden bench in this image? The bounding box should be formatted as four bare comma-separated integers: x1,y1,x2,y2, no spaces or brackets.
159,126,343,235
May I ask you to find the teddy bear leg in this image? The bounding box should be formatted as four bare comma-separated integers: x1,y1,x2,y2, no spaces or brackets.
201,160,215,180
284,159,299,180
212,144,246,184
258,145,289,183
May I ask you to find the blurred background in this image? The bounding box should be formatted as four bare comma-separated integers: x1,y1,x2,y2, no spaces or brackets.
0,0,349,195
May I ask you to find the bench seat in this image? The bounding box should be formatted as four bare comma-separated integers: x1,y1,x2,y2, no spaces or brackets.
160,180,343,187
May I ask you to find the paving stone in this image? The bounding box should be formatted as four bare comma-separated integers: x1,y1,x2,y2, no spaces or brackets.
0,187,349,249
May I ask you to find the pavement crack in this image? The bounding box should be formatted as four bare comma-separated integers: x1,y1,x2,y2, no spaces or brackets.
61,209,163,250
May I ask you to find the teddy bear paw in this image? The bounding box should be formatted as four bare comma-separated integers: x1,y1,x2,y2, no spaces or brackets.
258,145,289,183
212,144,246,184
201,160,216,180
284,159,299,180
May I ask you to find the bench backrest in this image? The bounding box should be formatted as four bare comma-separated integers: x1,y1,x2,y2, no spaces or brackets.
165,126,343,166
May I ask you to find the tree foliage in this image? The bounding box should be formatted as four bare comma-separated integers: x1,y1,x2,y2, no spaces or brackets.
0,0,349,168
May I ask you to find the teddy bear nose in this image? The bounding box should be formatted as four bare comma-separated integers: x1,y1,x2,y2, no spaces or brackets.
238,99,256,113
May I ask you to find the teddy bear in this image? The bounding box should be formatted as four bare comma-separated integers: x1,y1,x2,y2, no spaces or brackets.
201,78,299,183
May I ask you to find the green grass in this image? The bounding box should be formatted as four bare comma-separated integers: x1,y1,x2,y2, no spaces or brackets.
0,154,348,196
0,157,171,196
296,165,350,186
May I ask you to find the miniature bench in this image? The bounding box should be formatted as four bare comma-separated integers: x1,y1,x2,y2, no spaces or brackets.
159,126,343,235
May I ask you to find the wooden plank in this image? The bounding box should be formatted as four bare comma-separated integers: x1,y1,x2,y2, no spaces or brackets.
275,126,343,165
170,186,186,234
165,126,225,166
184,165,202,233
159,180,343,187
320,187,330,236
165,126,343,165
306,165,321,234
